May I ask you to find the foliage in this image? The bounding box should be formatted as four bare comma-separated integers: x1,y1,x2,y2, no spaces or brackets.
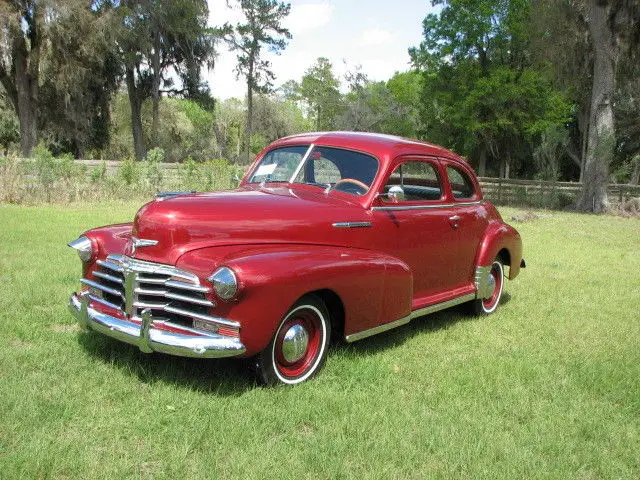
410,0,572,178
295,57,343,130
225,0,292,159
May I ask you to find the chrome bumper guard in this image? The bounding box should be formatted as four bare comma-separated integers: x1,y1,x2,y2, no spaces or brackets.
69,293,246,358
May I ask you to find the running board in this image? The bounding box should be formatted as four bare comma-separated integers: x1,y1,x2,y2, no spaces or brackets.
345,293,476,343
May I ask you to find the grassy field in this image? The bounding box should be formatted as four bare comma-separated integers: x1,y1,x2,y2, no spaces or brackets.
0,201,639,479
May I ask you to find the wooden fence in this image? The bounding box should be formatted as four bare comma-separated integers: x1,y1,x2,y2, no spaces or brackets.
478,177,640,208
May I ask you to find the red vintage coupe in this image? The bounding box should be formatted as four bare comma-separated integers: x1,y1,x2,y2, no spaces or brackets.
68,132,524,385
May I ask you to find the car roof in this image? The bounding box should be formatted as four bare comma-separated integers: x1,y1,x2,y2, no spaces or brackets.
268,131,468,167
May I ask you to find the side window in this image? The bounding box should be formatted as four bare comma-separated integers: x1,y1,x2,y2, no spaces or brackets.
313,158,342,184
384,160,443,201
447,165,475,199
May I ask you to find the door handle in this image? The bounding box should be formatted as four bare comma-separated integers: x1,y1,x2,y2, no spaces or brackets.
449,214,461,229
449,215,461,221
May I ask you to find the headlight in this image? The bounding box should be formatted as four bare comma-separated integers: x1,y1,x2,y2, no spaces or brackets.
68,236,94,262
209,266,238,300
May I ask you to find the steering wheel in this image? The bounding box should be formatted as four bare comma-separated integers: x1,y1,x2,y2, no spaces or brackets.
333,178,369,196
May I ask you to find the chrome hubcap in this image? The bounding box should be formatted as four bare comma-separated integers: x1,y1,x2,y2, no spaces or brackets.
281,324,309,363
485,273,497,299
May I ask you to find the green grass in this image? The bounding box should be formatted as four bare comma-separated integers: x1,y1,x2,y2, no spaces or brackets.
1,202,639,479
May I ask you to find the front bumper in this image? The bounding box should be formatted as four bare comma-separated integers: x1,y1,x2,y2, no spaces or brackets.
69,293,246,358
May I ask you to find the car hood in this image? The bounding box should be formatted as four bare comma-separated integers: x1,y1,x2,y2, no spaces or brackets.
128,186,373,264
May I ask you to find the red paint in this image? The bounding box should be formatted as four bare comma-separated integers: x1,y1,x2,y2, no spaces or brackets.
76,132,524,357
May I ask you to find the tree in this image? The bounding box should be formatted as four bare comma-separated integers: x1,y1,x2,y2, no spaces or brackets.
410,0,571,178
110,0,216,159
297,57,342,130
225,0,291,161
575,0,639,212
0,0,43,156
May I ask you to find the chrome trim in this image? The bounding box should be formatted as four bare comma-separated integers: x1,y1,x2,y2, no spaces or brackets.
289,143,315,183
209,266,238,300
69,293,245,358
155,191,195,200
165,280,210,293
93,270,123,284
68,236,93,262
133,300,168,309
96,259,123,273
372,201,482,211
164,291,215,307
87,294,122,311
134,287,166,296
164,305,240,328
345,314,412,343
474,265,492,299
332,222,372,228
80,278,123,298
131,237,158,256
345,292,476,343
410,293,476,318
281,324,310,363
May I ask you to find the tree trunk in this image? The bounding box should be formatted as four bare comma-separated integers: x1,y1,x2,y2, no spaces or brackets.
631,156,640,185
577,0,617,213
246,64,253,162
11,24,39,157
478,144,487,177
150,32,161,148
125,67,146,160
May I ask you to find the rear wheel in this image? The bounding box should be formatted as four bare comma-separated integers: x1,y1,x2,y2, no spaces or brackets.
473,260,504,315
256,294,331,385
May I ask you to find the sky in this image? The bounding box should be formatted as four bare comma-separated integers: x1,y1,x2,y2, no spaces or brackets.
206,0,439,99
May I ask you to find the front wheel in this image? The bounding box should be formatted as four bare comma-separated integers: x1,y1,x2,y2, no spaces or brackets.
255,294,331,385
473,260,504,315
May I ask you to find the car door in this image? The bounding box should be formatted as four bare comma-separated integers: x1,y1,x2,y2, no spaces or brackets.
442,160,488,287
371,156,462,305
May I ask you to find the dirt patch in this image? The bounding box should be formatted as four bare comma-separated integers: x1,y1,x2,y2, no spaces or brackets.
50,323,80,333
511,211,542,222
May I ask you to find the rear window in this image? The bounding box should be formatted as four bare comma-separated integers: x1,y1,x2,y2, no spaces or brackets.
447,165,475,199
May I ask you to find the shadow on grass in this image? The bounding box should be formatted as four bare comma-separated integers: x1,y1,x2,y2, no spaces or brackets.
78,295,512,392
340,294,512,356
78,332,259,395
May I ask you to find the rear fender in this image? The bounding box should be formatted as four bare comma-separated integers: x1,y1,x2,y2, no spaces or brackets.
177,245,412,355
474,221,523,280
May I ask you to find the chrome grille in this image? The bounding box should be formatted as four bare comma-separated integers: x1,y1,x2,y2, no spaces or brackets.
81,254,237,332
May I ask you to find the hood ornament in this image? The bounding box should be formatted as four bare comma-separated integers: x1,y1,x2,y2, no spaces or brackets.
131,237,158,255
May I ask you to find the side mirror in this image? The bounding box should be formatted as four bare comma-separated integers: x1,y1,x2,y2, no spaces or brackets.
387,185,405,203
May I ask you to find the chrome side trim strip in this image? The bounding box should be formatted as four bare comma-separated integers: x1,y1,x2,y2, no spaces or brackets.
332,222,373,228
345,292,477,343
345,314,411,343
372,201,482,211
410,293,476,319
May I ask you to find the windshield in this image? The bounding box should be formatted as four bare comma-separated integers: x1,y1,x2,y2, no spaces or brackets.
247,145,379,196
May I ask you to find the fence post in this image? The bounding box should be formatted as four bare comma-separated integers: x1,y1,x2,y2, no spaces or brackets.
497,178,502,203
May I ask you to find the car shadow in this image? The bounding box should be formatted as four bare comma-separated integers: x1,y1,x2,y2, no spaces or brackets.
77,295,512,392
77,332,259,394
339,294,512,356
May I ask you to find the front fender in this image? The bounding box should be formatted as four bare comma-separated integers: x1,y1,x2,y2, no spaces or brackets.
474,221,523,280
177,245,412,355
